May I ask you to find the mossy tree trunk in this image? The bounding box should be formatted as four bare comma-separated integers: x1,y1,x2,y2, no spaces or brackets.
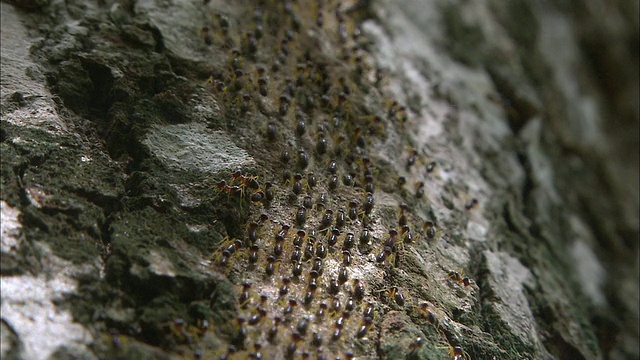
1,1,637,359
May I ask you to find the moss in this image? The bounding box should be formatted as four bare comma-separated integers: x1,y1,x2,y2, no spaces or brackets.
0,142,24,207
441,4,487,67
2,0,613,358
480,303,535,358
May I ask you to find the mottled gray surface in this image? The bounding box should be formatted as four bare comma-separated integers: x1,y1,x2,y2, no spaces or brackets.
143,123,254,174
1,0,637,359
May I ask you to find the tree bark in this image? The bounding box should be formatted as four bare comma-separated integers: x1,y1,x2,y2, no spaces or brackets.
1,0,637,359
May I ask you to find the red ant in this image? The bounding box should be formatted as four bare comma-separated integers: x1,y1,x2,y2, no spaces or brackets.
448,269,473,287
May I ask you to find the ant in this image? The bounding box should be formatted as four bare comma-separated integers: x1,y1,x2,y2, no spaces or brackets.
298,150,309,169
398,204,409,226
296,118,307,136
292,229,306,247
348,199,359,220
264,182,274,202
200,26,214,45
401,225,413,244
426,161,437,173
363,192,374,214
376,246,392,264
342,250,353,266
265,255,280,277
414,301,440,327
231,170,261,195
303,195,313,209
258,76,268,96
243,31,258,56
306,172,317,189
266,122,278,142
216,170,264,201
296,207,307,226
423,220,440,239
315,134,328,155
274,223,290,242
356,316,374,338
359,229,370,245
239,281,252,306
168,318,192,344
342,233,355,251
448,269,473,287
353,279,366,300
375,286,407,307
336,209,347,228
279,94,291,116
464,198,479,210
406,148,418,170
438,343,471,360
229,69,245,93
409,337,425,352
364,174,375,193
397,176,407,188
415,181,425,198
209,236,241,267
319,209,334,230
328,228,340,246
216,180,242,199
292,173,304,195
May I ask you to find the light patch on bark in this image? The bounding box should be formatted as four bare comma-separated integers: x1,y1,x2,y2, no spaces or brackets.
483,251,541,349
0,242,94,360
1,4,69,135
1,201,21,253
569,241,606,307
131,250,177,278
143,123,254,174
569,216,606,307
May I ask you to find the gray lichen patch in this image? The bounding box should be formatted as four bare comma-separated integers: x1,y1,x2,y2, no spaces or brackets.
135,0,220,65
0,5,48,101
479,251,544,357
142,123,254,174
2,99,69,135
0,201,21,254
0,243,95,360
1,4,69,135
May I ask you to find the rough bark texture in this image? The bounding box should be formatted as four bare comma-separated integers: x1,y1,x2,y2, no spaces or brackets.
1,1,638,359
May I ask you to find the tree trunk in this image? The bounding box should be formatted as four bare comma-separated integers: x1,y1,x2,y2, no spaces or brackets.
1,0,637,359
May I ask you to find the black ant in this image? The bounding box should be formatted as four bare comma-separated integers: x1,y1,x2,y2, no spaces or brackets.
464,198,479,210
406,149,418,169
353,279,365,300
363,192,374,214
348,200,359,220
424,220,437,239
356,316,373,338
415,181,425,198
292,173,303,195
200,27,214,45
343,232,355,250
266,122,278,141
328,228,340,246
359,229,370,245
376,286,406,307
